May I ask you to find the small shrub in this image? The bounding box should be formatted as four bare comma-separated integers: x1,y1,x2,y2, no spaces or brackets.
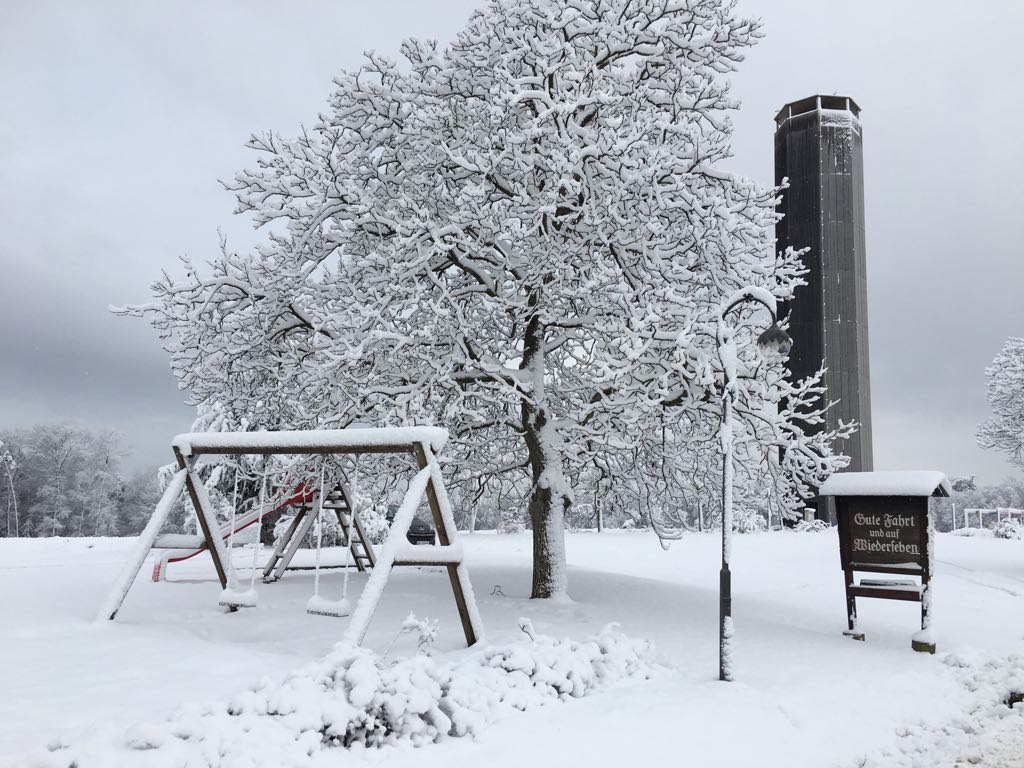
993,519,1024,540
795,519,830,533
732,506,766,533
358,502,391,544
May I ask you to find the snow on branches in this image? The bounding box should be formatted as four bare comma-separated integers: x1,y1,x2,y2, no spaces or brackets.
977,337,1024,470
118,0,852,597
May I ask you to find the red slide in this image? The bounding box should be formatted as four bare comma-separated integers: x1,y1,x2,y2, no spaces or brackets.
151,483,316,581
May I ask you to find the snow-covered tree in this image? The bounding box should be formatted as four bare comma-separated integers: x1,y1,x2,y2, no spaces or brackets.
0,441,18,537
26,424,90,536
119,0,850,597
72,430,125,536
977,337,1024,471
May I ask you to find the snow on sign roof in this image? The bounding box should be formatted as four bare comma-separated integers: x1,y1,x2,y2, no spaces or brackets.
172,427,449,457
818,471,951,498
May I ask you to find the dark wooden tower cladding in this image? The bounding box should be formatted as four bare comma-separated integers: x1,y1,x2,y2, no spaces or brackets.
775,95,873,476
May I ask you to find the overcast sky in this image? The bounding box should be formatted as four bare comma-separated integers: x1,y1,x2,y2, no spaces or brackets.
1,0,1022,483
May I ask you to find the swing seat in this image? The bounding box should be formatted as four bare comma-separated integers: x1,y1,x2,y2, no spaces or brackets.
219,586,258,608
306,594,351,618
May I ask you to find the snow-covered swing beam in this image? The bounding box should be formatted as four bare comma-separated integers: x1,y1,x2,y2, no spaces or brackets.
97,427,483,647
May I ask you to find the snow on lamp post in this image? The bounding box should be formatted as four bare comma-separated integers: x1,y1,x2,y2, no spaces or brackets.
716,287,792,682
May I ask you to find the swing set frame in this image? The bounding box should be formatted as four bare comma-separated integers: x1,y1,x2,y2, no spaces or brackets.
97,427,483,647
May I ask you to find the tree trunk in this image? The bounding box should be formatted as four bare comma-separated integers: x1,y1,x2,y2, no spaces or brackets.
4,467,16,537
520,307,569,599
594,463,607,533
524,404,570,599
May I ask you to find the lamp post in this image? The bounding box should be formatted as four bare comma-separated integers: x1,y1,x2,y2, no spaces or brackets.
716,287,793,682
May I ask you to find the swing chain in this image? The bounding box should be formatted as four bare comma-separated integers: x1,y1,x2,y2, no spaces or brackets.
311,464,328,599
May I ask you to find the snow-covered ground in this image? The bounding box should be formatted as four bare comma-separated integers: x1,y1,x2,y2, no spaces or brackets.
3,530,1024,766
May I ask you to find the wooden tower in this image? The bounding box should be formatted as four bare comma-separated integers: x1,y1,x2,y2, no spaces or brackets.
775,95,874,487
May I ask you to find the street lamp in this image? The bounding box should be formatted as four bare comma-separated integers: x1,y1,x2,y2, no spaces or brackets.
716,287,792,682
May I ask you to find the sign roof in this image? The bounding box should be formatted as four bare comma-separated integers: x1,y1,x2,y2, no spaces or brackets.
819,470,951,498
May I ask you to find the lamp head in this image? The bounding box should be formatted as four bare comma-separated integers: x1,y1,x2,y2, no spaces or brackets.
756,322,793,362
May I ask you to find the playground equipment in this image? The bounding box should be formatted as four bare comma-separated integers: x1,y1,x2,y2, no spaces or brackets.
150,480,315,582
305,468,354,618
261,480,375,582
97,427,483,647
218,466,268,609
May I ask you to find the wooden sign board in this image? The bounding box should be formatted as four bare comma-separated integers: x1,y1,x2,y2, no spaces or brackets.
821,471,948,654
835,496,934,653
839,497,927,570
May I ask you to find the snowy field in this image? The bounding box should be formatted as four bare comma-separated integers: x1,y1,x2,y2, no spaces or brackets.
3,530,1024,767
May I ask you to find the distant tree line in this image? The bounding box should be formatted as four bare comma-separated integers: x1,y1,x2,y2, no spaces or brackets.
0,424,161,538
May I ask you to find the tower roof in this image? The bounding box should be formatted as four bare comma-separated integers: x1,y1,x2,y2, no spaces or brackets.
775,95,861,128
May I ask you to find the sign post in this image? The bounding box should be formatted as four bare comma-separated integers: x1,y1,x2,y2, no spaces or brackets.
819,471,950,654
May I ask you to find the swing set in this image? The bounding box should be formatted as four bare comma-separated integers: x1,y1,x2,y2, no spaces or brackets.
97,427,483,647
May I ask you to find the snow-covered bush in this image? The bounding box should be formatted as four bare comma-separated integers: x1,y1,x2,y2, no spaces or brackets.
39,625,657,766
500,507,525,534
240,623,655,748
272,511,342,548
993,519,1024,540
396,612,439,656
620,513,651,531
358,502,391,545
732,506,767,534
271,514,295,546
795,519,830,533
